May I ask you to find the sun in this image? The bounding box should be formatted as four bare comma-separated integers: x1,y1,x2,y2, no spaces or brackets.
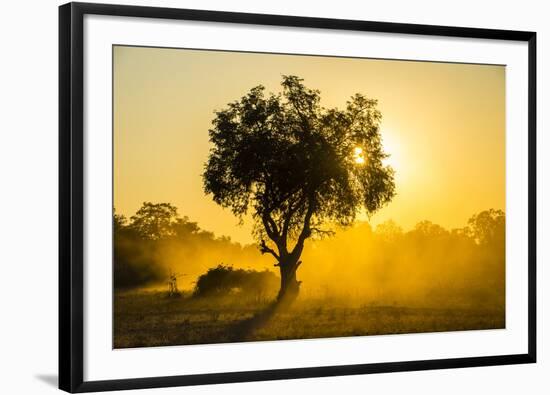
353,147,365,164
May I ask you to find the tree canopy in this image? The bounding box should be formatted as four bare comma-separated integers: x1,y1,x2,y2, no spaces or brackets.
466,209,505,245
204,76,395,246
127,202,201,240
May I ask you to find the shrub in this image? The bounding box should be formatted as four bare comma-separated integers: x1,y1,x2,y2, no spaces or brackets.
193,264,279,300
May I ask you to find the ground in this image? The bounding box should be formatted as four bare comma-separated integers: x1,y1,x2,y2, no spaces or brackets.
114,291,505,349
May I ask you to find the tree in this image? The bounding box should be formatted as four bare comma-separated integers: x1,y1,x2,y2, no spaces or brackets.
113,205,168,289
203,75,395,303
466,209,505,245
411,220,448,238
375,220,404,243
128,202,179,240
113,209,128,234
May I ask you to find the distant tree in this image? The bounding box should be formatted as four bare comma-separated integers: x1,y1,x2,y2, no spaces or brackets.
113,209,128,233
113,205,166,288
466,209,505,245
172,216,201,238
375,220,404,243
203,75,395,302
411,220,448,238
128,202,179,240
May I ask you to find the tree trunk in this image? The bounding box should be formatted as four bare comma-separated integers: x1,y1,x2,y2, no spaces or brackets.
277,257,301,305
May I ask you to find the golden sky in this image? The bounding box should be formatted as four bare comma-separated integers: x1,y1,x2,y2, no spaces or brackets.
114,46,505,245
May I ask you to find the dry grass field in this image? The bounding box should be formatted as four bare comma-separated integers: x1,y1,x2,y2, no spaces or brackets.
114,290,505,348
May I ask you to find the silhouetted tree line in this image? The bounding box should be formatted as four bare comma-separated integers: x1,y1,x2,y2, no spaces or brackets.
114,202,250,289
114,202,504,308
299,208,505,308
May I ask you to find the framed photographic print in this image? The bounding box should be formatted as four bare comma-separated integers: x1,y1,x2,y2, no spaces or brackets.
59,2,536,392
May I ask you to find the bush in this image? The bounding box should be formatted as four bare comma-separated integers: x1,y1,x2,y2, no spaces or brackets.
193,264,279,299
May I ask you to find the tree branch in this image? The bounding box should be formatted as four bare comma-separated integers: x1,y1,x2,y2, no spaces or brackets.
265,187,301,214
291,100,311,133
310,227,335,237
298,198,315,242
266,214,280,237
259,239,280,260
262,212,280,242
282,194,306,241
289,196,316,257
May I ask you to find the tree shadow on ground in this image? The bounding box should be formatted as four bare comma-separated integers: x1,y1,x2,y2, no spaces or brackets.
227,301,288,342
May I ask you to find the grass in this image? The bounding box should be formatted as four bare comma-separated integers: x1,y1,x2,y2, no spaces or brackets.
113,290,505,349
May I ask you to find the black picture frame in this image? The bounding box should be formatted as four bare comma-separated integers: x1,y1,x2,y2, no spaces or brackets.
59,2,537,392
